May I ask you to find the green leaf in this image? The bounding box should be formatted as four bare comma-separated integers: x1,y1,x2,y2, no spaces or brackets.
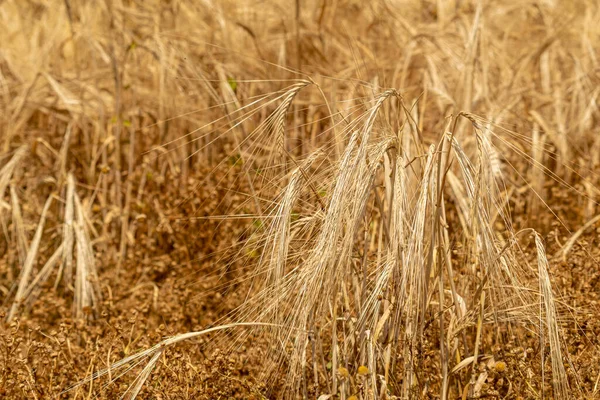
227,77,237,92
253,219,263,230
228,153,242,166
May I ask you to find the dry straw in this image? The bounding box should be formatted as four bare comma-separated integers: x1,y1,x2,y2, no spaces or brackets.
5,173,102,321
2,0,598,398
71,92,578,399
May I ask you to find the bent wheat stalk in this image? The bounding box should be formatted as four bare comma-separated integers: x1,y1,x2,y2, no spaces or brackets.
7,194,53,322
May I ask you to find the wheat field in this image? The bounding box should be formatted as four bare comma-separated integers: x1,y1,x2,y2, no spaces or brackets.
1,0,600,399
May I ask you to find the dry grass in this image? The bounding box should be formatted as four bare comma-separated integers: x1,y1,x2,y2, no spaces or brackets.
1,0,600,399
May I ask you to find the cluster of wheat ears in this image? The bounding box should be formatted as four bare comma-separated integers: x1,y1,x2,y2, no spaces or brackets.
1,0,600,398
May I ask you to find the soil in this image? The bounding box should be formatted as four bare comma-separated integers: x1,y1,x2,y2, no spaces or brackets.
0,160,275,399
1,154,599,399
